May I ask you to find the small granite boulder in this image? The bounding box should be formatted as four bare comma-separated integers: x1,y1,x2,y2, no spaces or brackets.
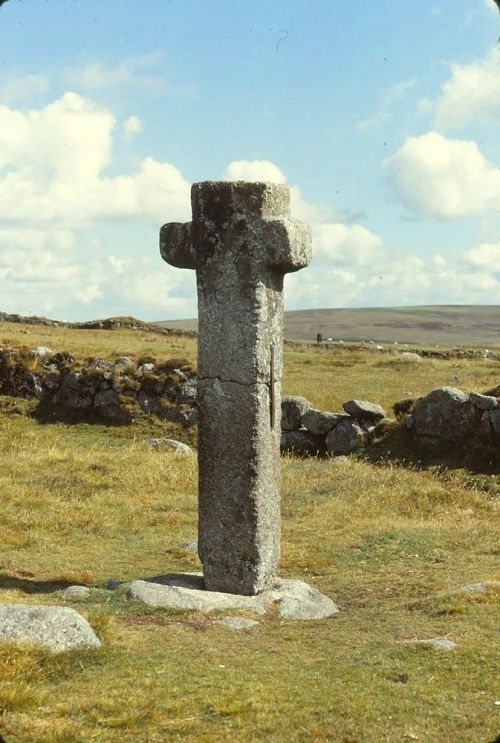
399,352,422,363
32,346,53,357
342,399,386,422
0,604,101,652
61,585,90,600
301,409,348,435
148,438,194,454
413,387,477,441
326,419,363,455
281,396,312,431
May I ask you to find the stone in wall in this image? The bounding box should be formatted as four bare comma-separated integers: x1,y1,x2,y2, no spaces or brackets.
281,396,312,431
413,387,479,441
325,419,364,456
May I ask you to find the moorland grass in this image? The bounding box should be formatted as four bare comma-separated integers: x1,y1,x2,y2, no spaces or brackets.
0,323,498,742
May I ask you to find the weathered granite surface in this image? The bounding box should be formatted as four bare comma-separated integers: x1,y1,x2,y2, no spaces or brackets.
0,604,101,652
413,387,478,441
160,182,311,595
301,408,349,435
326,419,364,455
281,396,312,431
127,573,339,620
343,399,386,421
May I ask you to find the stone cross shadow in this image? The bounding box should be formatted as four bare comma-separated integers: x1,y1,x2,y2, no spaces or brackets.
133,180,338,618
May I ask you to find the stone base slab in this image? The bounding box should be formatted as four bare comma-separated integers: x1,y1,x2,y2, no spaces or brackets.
127,573,339,620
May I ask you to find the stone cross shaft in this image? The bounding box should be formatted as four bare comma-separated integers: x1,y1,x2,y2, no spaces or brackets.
160,181,311,595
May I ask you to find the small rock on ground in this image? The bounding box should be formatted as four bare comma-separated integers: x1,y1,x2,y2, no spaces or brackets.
455,580,500,594
399,352,423,362
180,539,198,553
399,638,457,651
0,604,101,652
148,438,194,454
61,585,90,600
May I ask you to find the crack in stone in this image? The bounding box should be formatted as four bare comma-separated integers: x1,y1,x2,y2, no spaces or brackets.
198,375,269,387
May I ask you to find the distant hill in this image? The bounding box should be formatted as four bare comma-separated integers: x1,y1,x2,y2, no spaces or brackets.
156,305,500,348
0,312,195,337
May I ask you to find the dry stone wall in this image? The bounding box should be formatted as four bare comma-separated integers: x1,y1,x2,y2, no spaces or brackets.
1,345,498,457
0,346,197,426
281,385,500,457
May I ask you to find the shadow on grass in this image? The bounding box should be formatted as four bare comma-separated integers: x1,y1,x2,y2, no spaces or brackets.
29,399,129,427
365,424,500,477
0,575,76,594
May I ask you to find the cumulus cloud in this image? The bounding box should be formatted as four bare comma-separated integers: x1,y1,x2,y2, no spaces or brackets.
0,92,498,320
385,132,500,219
429,47,500,131
224,160,287,184
0,92,191,226
122,115,142,139
0,92,194,319
313,223,383,265
464,241,500,272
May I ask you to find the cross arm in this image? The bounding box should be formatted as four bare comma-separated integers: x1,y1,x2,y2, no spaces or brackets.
159,222,196,270
261,218,312,274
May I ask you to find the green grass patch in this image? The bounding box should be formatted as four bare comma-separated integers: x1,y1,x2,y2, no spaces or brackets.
0,330,498,741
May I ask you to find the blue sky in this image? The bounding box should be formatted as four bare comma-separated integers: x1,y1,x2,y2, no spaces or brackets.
0,0,498,320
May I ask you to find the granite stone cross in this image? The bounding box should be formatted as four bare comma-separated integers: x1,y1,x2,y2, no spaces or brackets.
160,181,311,595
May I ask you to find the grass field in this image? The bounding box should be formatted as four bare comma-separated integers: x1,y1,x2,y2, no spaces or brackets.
0,321,499,742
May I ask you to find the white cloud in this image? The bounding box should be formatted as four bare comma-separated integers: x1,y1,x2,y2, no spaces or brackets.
0,92,191,226
464,241,500,272
67,52,168,94
0,95,498,321
224,160,287,184
430,47,500,131
313,223,383,265
484,0,498,13
0,73,49,103
122,115,142,139
385,132,500,219
0,92,194,319
356,112,390,131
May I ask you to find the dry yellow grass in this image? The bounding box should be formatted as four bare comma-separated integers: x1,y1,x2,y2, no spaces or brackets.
0,323,498,742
